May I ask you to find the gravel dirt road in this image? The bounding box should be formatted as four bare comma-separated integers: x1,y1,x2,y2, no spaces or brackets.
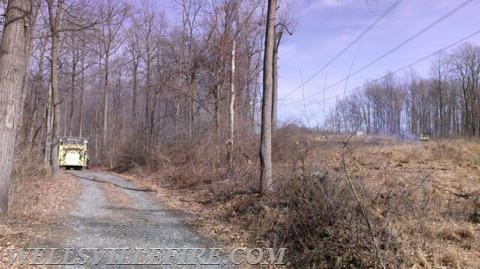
61,170,232,269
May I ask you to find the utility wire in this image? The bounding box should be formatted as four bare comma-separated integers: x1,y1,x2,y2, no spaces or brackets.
344,46,361,96
281,0,403,99
284,0,474,105
281,27,480,107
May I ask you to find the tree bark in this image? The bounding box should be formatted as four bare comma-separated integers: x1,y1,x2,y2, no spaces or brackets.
0,0,33,215
102,48,110,164
68,48,77,136
272,30,282,131
44,82,53,169
260,0,277,194
79,52,85,137
227,40,236,171
132,56,139,122
47,0,64,176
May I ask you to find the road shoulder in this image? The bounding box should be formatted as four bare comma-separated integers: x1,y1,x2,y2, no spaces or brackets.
0,172,81,268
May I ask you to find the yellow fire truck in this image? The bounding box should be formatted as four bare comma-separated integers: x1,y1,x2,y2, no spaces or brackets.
58,137,88,170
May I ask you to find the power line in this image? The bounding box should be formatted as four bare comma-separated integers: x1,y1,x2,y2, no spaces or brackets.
287,0,474,104
281,0,403,99
280,27,480,107
343,46,361,96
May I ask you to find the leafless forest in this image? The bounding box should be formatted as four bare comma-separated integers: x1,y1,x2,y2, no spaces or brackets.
1,0,480,268
0,0,293,202
328,46,480,137
17,0,278,171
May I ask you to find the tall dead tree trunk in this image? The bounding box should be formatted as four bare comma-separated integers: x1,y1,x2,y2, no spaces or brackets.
0,0,33,215
272,29,282,131
260,0,277,194
227,40,236,171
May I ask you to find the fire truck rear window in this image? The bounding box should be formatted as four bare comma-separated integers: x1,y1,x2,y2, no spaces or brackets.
63,138,84,144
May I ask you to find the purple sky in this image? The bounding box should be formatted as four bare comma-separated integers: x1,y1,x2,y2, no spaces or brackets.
277,0,480,126
150,0,480,126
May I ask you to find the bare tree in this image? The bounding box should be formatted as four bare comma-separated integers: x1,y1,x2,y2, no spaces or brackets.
227,40,236,170
96,0,129,166
177,0,203,140
260,0,277,194
126,20,141,123
0,0,34,215
451,43,480,137
327,43,480,139
46,0,65,176
272,1,294,131
431,52,449,137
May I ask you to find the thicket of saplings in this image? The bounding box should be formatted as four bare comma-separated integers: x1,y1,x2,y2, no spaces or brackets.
8,143,51,216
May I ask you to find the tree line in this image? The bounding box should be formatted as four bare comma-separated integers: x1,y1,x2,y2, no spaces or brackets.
326,43,480,138
0,0,288,214
23,0,265,167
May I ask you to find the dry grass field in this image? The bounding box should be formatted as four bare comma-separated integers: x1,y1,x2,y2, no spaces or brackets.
120,133,480,268
322,139,480,268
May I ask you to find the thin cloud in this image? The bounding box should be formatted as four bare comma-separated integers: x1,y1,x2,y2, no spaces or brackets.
312,0,353,8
